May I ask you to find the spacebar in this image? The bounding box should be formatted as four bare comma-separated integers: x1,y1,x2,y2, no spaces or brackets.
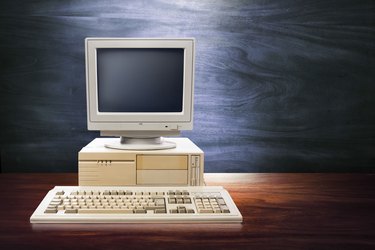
78,209,134,214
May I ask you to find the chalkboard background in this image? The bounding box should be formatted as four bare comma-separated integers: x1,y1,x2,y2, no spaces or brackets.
0,0,374,173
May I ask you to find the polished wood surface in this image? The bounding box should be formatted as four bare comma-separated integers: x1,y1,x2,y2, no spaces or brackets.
0,173,374,249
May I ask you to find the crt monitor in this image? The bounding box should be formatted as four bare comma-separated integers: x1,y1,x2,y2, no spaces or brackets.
85,38,195,150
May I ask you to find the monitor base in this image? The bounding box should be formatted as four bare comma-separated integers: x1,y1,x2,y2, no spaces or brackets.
104,137,176,150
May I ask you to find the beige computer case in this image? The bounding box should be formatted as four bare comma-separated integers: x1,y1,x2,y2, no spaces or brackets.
78,138,204,186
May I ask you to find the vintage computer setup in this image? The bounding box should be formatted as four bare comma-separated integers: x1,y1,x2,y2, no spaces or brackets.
30,38,242,223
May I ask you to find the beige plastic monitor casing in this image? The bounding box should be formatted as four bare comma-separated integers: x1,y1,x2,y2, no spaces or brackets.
85,38,195,134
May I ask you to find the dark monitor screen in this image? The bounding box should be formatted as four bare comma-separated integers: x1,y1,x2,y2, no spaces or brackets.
97,48,184,112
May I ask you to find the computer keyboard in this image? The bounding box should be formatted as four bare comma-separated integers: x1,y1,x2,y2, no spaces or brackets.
30,186,242,223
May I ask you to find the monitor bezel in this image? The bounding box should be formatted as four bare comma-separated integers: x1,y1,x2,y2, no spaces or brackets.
85,38,194,131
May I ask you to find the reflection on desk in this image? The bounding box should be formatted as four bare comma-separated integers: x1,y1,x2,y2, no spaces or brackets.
0,173,374,250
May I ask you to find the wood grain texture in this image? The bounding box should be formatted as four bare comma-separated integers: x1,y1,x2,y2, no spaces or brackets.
0,1,374,172
0,173,374,249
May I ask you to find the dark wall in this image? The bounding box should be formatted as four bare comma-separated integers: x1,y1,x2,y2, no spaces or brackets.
0,0,374,173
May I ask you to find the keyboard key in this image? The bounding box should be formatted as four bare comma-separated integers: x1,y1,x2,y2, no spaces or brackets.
78,209,134,214
155,209,166,214
198,209,214,213
44,208,57,213
183,198,191,204
177,206,186,213
222,208,230,213
217,198,226,205
65,209,78,214
177,198,184,204
154,198,165,205
135,209,146,214
57,205,65,210
49,201,62,206
145,206,165,210
151,196,164,200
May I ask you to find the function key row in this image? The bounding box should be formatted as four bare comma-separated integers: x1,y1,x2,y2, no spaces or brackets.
63,190,192,196
67,191,166,196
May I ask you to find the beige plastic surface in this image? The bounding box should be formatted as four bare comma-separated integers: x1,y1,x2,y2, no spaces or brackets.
137,155,188,170
78,138,204,186
79,152,136,161
79,138,203,155
79,161,136,186
30,185,243,223
137,170,188,185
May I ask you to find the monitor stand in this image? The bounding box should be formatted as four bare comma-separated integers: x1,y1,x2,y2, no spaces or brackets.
104,136,176,150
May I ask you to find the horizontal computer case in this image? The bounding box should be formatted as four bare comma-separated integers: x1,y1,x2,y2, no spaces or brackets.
78,138,204,186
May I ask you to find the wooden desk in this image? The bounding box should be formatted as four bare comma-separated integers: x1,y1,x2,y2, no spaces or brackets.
0,173,374,250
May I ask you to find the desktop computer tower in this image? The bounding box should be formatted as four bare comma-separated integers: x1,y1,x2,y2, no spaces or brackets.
78,138,204,186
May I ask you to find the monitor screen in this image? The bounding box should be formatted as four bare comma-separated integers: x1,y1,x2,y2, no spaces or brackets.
97,48,184,113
